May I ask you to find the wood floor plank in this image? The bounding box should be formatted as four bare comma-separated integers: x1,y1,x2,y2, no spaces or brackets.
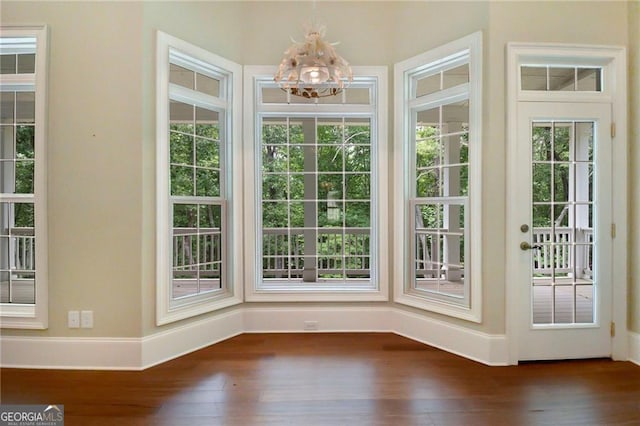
2,333,639,425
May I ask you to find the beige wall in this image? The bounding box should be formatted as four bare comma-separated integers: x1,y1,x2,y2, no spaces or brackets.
1,2,144,337
629,0,639,334
1,1,634,342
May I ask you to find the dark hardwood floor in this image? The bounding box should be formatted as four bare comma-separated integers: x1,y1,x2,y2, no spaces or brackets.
2,333,639,425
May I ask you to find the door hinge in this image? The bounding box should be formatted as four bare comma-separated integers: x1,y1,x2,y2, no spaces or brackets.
610,322,616,337
611,223,616,239
611,123,616,138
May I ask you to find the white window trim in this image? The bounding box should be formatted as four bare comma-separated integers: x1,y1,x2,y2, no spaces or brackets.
155,31,243,325
505,42,628,363
243,65,388,302
0,25,49,329
393,31,482,322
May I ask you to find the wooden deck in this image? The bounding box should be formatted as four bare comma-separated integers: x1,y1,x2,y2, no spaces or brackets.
172,279,221,299
0,279,35,304
532,279,594,324
416,278,595,325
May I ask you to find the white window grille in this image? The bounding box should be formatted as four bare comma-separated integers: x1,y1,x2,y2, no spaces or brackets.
520,66,602,92
394,32,482,322
156,32,242,325
244,67,388,301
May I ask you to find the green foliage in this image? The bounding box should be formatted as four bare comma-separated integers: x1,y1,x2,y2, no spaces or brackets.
261,121,373,278
261,122,372,230
415,125,468,198
531,125,576,227
170,122,222,240
11,203,34,228
5,126,36,228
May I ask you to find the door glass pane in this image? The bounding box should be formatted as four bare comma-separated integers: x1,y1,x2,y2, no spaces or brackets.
554,285,574,323
553,163,569,202
549,67,575,91
531,120,596,325
532,284,552,324
521,66,547,90
521,66,603,92
575,122,593,162
576,68,601,92
532,164,551,202
532,123,551,161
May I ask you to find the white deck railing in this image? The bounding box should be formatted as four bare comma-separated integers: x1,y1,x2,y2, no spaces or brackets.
6,226,595,281
532,227,593,278
6,228,35,272
172,227,222,278
415,228,447,277
413,226,594,279
261,228,370,278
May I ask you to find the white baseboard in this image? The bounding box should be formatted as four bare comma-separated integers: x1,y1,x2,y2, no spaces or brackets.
142,309,243,369
392,309,509,366
1,306,509,369
629,331,640,367
243,306,393,333
242,306,508,364
0,336,142,370
0,310,243,370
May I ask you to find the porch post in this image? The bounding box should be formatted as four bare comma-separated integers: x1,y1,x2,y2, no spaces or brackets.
574,122,592,278
443,121,462,282
301,118,318,282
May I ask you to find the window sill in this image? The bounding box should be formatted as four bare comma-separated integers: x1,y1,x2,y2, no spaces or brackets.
394,292,481,323
246,285,388,303
157,292,243,326
1,304,47,329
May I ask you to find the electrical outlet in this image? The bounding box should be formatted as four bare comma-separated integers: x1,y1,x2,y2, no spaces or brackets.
68,311,80,328
81,310,94,328
303,320,319,331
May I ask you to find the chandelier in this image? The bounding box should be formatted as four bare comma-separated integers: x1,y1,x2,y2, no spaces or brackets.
274,24,352,99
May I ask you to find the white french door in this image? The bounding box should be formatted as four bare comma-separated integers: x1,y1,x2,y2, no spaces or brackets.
514,102,612,361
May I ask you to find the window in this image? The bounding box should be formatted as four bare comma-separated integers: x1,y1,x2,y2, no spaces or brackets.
156,32,242,325
244,66,388,301
521,66,602,91
394,32,482,321
0,26,48,329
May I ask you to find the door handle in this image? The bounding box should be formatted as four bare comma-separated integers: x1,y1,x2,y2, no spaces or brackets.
520,241,541,251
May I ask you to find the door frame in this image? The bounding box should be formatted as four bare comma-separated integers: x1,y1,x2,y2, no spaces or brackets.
505,43,628,364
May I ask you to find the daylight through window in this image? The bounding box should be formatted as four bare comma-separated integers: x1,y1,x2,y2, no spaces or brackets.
246,71,388,299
